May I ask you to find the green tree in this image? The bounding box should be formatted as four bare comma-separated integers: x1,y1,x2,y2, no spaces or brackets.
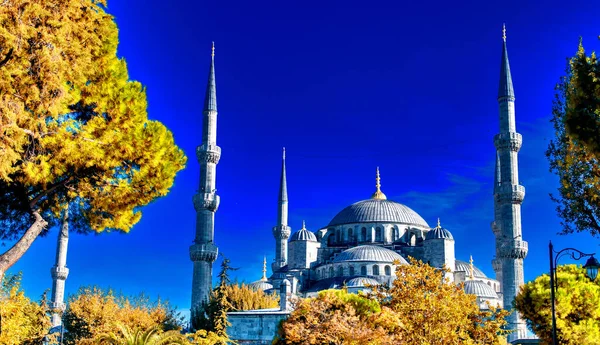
0,273,53,345
515,264,600,345
96,324,188,345
547,38,600,236
0,0,186,278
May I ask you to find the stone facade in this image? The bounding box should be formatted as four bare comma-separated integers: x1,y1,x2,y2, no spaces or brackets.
227,310,290,344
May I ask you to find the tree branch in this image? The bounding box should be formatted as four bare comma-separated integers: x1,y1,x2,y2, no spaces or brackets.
28,175,74,208
0,48,13,68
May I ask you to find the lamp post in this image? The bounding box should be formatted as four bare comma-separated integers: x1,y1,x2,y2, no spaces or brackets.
549,241,600,345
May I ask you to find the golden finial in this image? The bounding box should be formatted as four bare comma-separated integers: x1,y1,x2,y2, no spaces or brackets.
502,23,506,42
261,256,267,281
211,41,215,58
371,167,387,200
437,218,441,228
469,255,474,280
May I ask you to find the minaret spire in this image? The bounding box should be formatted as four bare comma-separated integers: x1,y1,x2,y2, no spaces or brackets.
272,148,291,272
469,255,474,280
371,167,387,200
261,256,268,281
190,42,222,317
50,205,70,328
492,27,528,341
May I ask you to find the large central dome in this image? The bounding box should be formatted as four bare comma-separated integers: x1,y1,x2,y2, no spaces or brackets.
327,199,429,227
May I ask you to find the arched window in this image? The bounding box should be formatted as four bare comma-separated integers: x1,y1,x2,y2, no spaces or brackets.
373,265,380,275
349,266,355,276
361,265,367,275
348,228,354,242
338,266,344,277
361,227,367,242
329,266,334,278
375,227,382,242
327,233,335,246
385,265,391,276
394,227,399,241
336,229,342,243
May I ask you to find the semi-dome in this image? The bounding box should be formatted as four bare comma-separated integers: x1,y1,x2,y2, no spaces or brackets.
327,199,429,227
464,280,498,299
248,280,273,292
346,277,380,287
290,221,317,242
455,260,487,278
425,219,454,240
333,245,408,264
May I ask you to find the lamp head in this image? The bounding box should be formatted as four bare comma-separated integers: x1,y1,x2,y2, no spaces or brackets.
583,255,600,282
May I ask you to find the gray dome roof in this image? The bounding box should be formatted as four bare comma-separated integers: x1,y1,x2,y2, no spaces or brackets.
425,226,453,240
464,280,498,299
290,225,317,242
328,199,429,227
333,245,408,264
248,280,273,292
455,260,487,278
346,277,380,288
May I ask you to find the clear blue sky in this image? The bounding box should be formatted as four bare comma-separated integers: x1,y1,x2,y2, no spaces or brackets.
9,0,600,316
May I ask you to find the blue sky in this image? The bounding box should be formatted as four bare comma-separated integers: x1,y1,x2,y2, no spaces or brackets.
8,0,600,316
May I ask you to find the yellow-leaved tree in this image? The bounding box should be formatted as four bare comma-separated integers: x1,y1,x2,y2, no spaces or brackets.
0,0,186,278
275,258,510,345
0,273,53,345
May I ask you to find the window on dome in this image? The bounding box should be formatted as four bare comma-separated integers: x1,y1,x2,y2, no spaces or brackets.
393,227,399,241
361,227,367,242
338,266,343,277
348,228,354,242
361,265,367,275
385,265,391,276
327,233,335,246
375,227,382,242
373,265,380,275
349,266,355,276
336,229,341,243
329,266,334,278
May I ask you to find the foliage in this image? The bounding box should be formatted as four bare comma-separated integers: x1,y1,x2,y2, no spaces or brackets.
547,38,600,236
275,258,510,345
63,286,184,345
273,288,400,345
185,329,232,345
226,283,279,311
0,273,53,345
515,264,600,345
0,0,186,276
96,323,188,345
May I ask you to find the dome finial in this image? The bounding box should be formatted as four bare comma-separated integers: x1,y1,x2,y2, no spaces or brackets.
302,220,306,229
469,255,474,280
502,23,506,42
261,256,267,281
371,167,387,200
211,41,215,58
437,218,441,228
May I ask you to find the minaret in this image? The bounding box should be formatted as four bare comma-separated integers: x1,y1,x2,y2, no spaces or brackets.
261,256,268,281
272,148,291,272
190,42,221,314
50,207,70,327
492,25,528,341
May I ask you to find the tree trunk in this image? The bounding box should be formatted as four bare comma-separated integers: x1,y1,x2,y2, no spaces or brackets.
0,211,47,281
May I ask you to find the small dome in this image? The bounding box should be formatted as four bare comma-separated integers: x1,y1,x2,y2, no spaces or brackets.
249,280,273,292
425,219,454,240
333,245,408,264
290,221,317,242
346,277,380,288
328,199,429,227
455,260,487,278
464,280,498,299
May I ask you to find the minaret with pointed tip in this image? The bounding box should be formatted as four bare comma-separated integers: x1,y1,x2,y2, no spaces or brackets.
492,25,528,341
190,42,221,314
50,207,70,327
272,148,291,272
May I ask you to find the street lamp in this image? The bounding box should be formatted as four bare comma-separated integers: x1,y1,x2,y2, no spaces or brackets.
549,241,600,345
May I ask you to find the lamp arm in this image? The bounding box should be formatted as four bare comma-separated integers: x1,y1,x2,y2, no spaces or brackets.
552,248,596,290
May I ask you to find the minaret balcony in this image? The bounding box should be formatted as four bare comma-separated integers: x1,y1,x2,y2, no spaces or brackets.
498,240,528,259
49,301,66,312
193,193,220,212
495,184,525,204
196,144,221,164
50,266,69,280
492,258,502,272
493,132,522,152
189,242,219,263
491,220,501,235
273,225,291,239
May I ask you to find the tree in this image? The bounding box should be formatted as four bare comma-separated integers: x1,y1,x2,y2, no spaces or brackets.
0,273,53,345
547,38,600,236
62,286,184,345
0,0,186,278
275,259,510,345
225,283,278,311
515,264,600,345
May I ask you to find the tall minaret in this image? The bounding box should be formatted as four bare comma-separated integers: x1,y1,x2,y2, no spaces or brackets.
492,25,528,341
50,206,69,327
272,148,291,272
190,42,221,314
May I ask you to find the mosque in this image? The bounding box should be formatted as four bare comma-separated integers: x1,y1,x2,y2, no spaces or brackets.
188,26,530,344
